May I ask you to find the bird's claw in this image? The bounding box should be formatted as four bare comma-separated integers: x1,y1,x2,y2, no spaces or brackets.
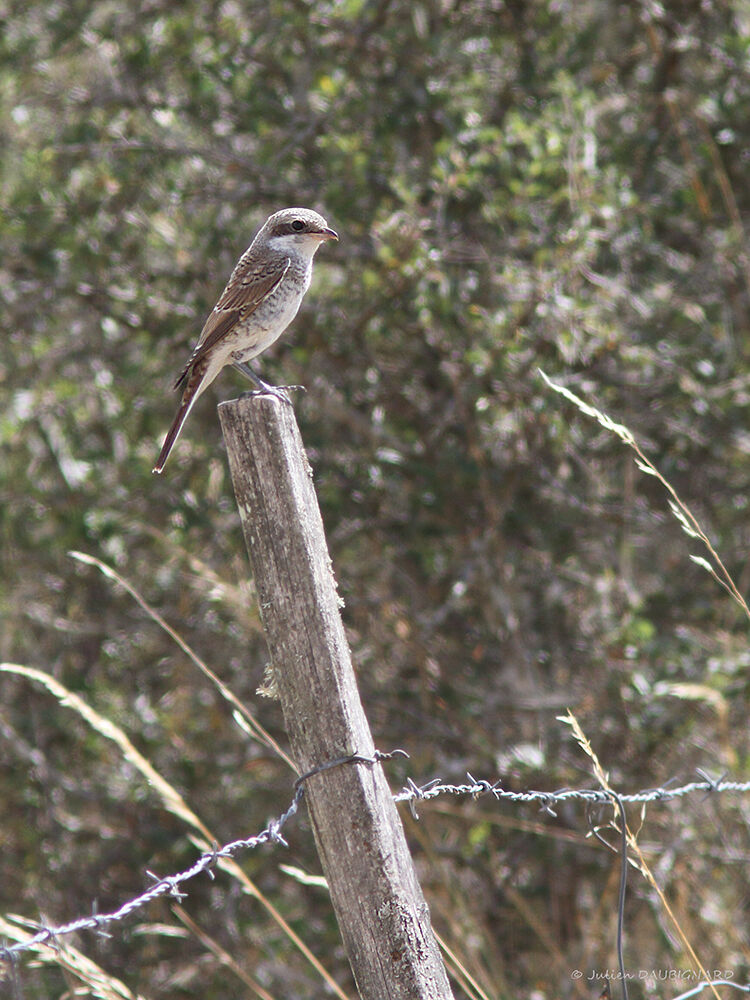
239,384,305,405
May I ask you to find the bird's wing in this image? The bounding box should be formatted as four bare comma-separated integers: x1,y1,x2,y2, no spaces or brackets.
175,255,291,388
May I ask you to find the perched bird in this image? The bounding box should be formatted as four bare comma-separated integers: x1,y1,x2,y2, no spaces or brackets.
153,207,338,473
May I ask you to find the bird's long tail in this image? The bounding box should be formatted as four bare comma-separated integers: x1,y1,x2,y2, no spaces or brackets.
152,361,209,474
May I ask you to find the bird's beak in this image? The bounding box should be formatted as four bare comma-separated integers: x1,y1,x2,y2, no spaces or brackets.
318,227,338,242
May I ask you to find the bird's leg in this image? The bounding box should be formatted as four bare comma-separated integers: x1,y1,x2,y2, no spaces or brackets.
232,361,275,391
232,362,305,403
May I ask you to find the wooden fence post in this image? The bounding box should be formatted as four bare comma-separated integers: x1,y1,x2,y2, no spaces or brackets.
218,394,455,1000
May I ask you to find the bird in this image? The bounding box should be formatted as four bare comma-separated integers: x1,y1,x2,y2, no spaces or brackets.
152,207,338,473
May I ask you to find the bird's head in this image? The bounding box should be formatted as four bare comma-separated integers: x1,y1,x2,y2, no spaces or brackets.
260,208,338,257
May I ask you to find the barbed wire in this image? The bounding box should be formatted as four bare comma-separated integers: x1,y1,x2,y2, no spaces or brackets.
0,750,397,960
1,784,301,959
2,758,749,963
393,768,750,818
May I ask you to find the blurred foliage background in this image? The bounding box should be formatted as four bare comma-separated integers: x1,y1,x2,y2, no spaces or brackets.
2,0,750,996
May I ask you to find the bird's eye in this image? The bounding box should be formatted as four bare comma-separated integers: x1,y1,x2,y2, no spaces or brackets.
291,220,305,231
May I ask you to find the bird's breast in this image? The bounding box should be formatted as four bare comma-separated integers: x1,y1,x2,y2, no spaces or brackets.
228,261,312,361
